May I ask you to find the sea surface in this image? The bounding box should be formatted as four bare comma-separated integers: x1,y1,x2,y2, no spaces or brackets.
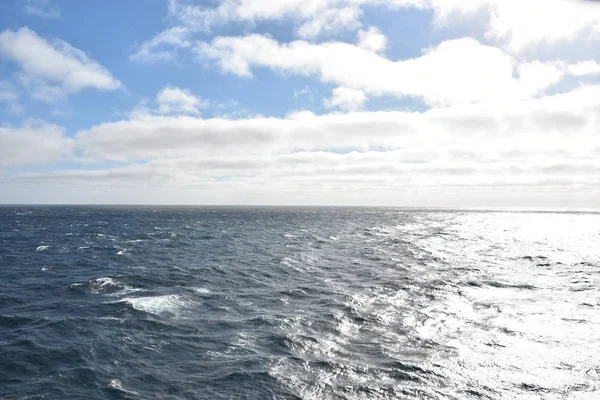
0,206,599,399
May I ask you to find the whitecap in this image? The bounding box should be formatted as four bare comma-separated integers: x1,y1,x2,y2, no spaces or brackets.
72,277,141,296
107,379,138,395
35,245,49,251
334,312,359,338
119,294,188,316
117,249,127,255
192,287,210,294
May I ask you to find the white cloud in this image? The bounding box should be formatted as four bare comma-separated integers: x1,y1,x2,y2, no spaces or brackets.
73,84,600,164
357,27,387,53
517,61,564,97
130,26,192,63
295,5,362,38
484,0,600,53
0,27,121,102
132,0,415,62
0,120,73,168
568,60,600,76
324,87,367,111
168,0,365,38
23,0,60,19
129,87,209,117
2,84,599,206
406,0,600,53
132,0,600,63
197,34,565,106
156,86,209,115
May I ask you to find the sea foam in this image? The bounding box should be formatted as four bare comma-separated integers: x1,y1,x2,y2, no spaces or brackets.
119,294,188,316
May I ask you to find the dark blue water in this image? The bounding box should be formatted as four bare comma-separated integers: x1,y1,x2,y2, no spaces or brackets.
1,206,599,399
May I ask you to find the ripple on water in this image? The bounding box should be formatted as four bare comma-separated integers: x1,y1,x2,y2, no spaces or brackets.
1,207,599,399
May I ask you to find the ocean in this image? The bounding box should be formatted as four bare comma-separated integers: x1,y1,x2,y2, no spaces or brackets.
0,206,598,399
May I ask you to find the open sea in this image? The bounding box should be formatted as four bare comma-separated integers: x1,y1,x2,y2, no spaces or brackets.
0,206,598,399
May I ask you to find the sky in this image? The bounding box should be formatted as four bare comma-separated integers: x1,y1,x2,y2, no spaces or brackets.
0,0,599,207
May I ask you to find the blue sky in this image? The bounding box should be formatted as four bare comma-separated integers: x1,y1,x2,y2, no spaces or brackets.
1,0,600,207
0,0,436,130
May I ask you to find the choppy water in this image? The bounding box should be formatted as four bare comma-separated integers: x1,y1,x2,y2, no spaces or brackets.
1,206,599,399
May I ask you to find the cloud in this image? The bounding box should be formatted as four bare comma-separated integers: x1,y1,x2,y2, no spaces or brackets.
0,120,73,168
567,60,600,76
156,86,209,115
0,27,121,102
357,27,387,53
73,84,600,164
130,26,192,63
129,87,209,117
406,0,600,53
4,153,598,206
324,87,367,111
167,0,365,38
197,34,566,106
132,0,600,64
23,0,60,19
2,84,599,206
131,0,416,62
483,0,600,52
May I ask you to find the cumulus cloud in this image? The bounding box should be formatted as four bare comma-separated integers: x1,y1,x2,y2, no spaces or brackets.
130,87,209,117
324,87,367,111
404,0,600,53
131,0,420,62
132,0,600,65
357,27,387,53
568,60,600,76
0,27,121,101
129,0,600,67
197,34,568,106
156,86,209,115
0,120,73,168
167,0,365,38
483,0,600,52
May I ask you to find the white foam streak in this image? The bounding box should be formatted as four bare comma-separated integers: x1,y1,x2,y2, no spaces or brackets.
119,294,188,316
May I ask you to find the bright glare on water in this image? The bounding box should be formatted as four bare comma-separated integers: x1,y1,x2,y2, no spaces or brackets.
0,207,598,399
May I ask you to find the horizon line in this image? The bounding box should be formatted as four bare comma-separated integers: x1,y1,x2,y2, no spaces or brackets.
1,204,599,213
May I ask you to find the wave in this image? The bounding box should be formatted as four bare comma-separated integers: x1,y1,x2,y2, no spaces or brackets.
70,277,141,296
118,294,188,316
107,379,138,395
